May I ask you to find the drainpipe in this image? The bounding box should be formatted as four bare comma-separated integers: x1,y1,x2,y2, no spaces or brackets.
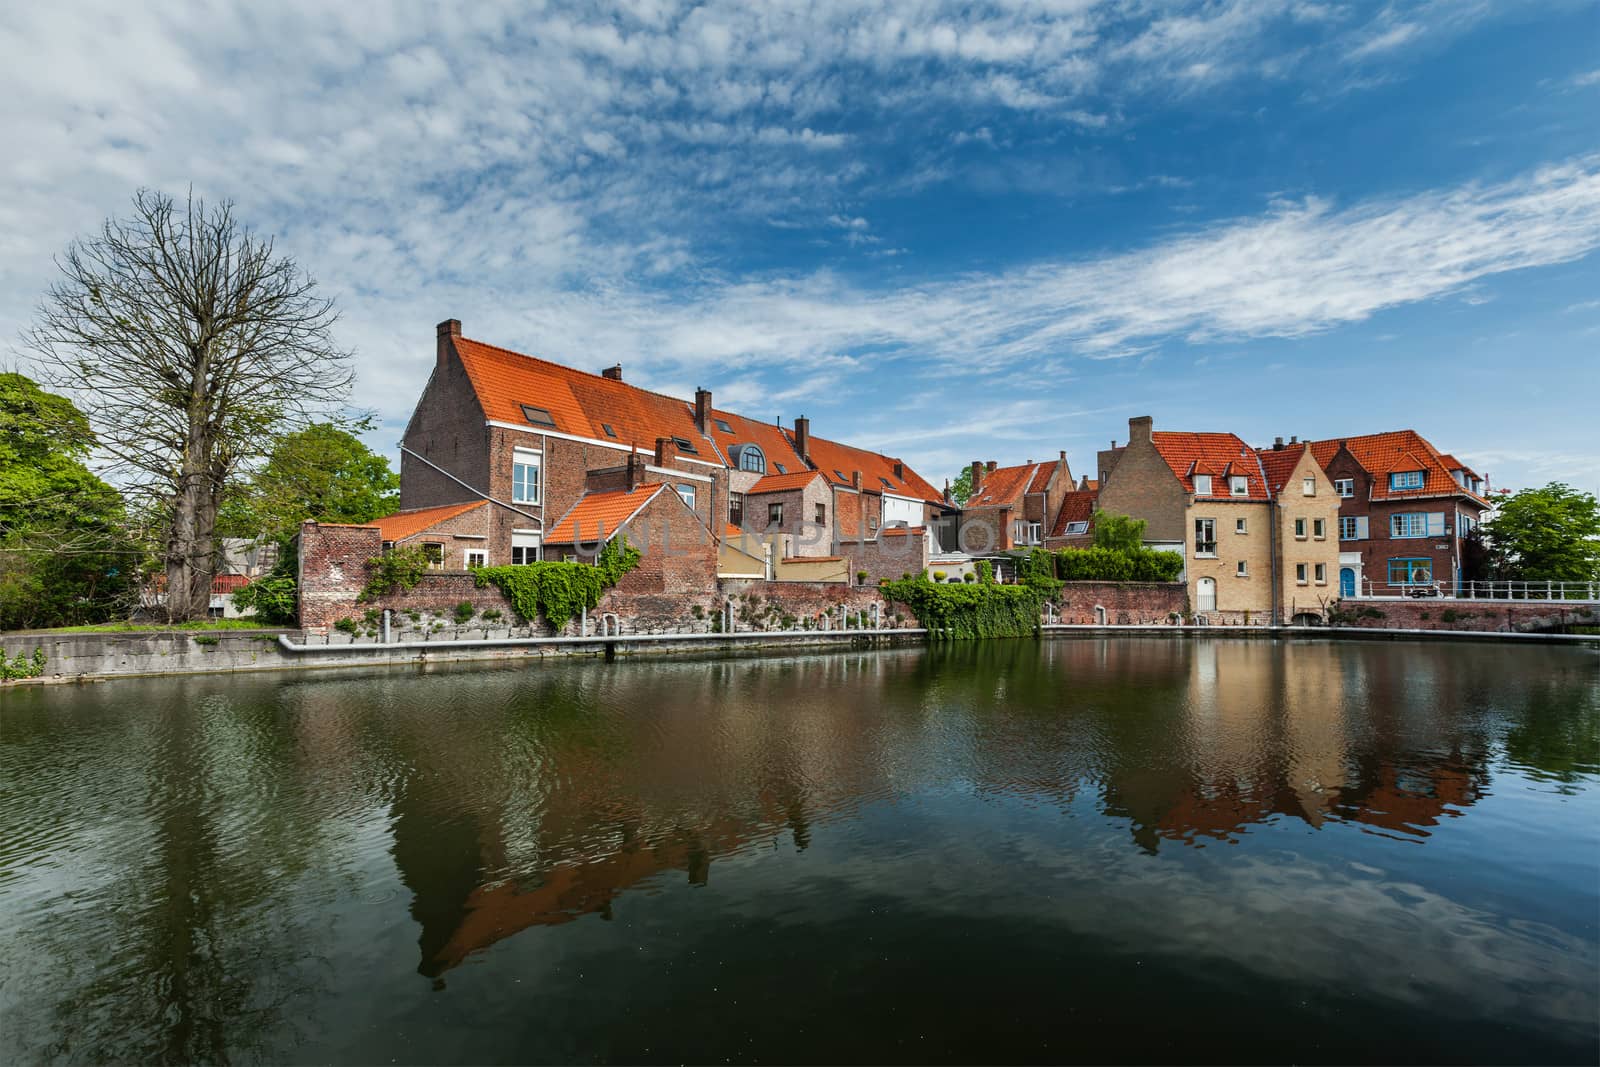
1268,496,1280,626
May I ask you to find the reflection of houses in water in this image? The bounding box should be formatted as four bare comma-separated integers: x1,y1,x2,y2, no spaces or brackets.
1102,641,1493,852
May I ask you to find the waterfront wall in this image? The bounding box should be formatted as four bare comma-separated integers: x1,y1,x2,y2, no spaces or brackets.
1054,581,1188,625
1332,599,1600,633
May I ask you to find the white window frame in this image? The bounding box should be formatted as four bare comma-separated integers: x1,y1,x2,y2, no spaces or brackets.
675,483,697,509
1229,475,1248,497
421,542,445,570
1313,518,1326,540
1314,563,1327,585
1334,478,1354,498
1302,476,1316,496
1062,521,1089,536
1236,560,1249,577
1234,517,1247,535
1193,474,1212,496
1194,518,1217,557
511,530,542,565
1294,517,1307,540
512,447,542,505
1296,563,1308,584
464,549,488,569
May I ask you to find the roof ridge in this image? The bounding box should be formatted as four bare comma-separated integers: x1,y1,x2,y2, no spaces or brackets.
457,335,704,412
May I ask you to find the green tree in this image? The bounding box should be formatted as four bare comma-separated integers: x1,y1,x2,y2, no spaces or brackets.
1482,483,1600,583
950,467,973,506
1091,511,1147,553
0,373,141,629
221,422,398,541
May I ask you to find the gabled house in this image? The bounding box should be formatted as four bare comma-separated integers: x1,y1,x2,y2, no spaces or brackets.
1256,439,1342,624
1043,487,1097,549
957,453,1072,554
1306,430,1491,597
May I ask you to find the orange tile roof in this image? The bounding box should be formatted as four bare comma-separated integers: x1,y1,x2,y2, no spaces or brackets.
1255,443,1309,495
707,408,807,475
545,486,664,544
1027,464,1056,495
371,501,488,542
789,429,945,504
453,337,719,460
748,470,825,494
1150,432,1269,501
1307,430,1486,502
881,525,925,536
967,463,1040,508
1049,489,1097,537
1081,478,1099,491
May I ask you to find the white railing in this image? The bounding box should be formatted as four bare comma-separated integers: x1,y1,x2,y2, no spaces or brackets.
1356,579,1599,602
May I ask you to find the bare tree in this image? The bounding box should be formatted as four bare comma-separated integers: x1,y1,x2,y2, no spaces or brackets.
28,189,353,620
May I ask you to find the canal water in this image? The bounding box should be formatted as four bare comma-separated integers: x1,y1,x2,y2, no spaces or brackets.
1,638,1596,1064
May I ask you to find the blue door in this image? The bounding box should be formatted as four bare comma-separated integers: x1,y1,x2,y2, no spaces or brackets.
1339,567,1356,597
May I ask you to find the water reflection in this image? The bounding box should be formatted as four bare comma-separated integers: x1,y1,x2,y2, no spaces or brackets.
1,638,1596,1064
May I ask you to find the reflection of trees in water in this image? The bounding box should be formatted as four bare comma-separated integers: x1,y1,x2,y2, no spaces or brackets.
1502,676,1600,788
15,681,342,1065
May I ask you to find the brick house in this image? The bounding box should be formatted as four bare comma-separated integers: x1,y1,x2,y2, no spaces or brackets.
392,320,949,579
1306,430,1491,597
1256,440,1343,624
957,454,1072,555
1097,416,1339,624
1042,487,1097,549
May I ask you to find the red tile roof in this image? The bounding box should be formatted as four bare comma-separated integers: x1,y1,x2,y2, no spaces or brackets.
881,525,925,537
1256,443,1310,496
707,408,807,475
1027,464,1056,495
1307,430,1486,502
967,463,1040,509
790,429,944,504
371,501,488,542
545,486,664,544
1049,489,1098,538
748,470,825,494
1150,432,1268,501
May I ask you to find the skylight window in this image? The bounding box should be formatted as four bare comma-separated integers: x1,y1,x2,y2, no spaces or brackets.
879,476,894,488
601,423,617,438
714,418,733,434
672,436,698,454
835,469,848,481
775,462,787,474
520,404,556,428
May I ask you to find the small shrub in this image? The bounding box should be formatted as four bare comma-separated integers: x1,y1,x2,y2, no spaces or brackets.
454,600,476,623
932,571,947,582
963,573,977,583
192,635,219,647
690,604,704,619
857,570,869,586
406,610,421,622
481,608,503,622
1,647,47,681
334,617,360,635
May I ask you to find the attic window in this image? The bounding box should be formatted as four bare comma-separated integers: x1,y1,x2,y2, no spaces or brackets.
775,462,787,474
879,476,894,488
602,423,617,438
834,469,848,482
521,404,556,428
672,436,698,454
714,418,733,434
1062,521,1089,536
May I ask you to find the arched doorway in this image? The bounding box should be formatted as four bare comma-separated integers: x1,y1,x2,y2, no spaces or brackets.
1196,577,1217,613
1339,567,1356,598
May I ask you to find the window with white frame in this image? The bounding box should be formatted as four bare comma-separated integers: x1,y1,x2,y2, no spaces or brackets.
768,502,783,527
1235,517,1247,534
1334,478,1354,498
1194,518,1217,557
1302,476,1316,496
734,444,766,473
1296,562,1308,584
1061,521,1089,536
511,531,541,565
1193,474,1212,496
1313,518,1326,539
1028,521,1042,544
1314,563,1326,584
1389,470,1425,491
1340,516,1369,540
1229,475,1248,496
512,448,541,504
1294,517,1307,539
1391,512,1443,538
1236,560,1249,576
421,542,444,569
464,549,487,569
675,484,696,509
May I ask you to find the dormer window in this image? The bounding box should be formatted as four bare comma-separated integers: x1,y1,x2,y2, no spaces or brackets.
732,444,766,474
520,404,556,428
1229,475,1248,496
1390,470,1424,490
1193,474,1212,496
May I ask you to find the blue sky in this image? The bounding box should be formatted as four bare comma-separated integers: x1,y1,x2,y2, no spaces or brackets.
1,0,1597,494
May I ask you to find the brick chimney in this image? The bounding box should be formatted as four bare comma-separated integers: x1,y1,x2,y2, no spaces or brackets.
794,416,810,461
436,319,461,371
1128,415,1153,443
892,460,904,480
602,364,623,380
986,460,997,473
851,470,862,489
1273,436,1285,450
625,448,643,490
970,460,984,494
654,436,677,466
694,387,712,435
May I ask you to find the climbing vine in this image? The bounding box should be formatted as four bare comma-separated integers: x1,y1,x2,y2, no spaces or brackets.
1053,545,1183,582
880,574,1052,640
473,537,641,631
1,647,47,682
361,544,434,601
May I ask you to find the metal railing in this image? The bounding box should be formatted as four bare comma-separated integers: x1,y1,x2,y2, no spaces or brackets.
1356,579,1599,602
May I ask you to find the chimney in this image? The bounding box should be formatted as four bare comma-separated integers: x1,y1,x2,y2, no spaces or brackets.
851,470,862,489
986,460,997,474
694,387,712,435
1273,436,1284,450
794,415,810,461
601,364,623,381
892,460,904,480
654,436,677,466
943,479,952,504
436,319,461,371
626,448,643,491
970,460,984,495
1128,415,1153,444
1289,435,1298,445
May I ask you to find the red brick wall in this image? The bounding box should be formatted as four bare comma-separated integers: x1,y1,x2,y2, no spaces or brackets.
1052,582,1188,625
1332,599,1599,633
299,522,384,629
399,348,490,509
839,530,929,586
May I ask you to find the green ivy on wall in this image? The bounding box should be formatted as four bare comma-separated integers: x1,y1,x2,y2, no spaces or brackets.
0,647,46,681
473,537,641,631
1053,546,1183,582
362,544,436,601
879,574,1051,639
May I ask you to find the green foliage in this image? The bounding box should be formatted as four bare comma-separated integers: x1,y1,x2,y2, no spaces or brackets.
857,570,869,585
1091,511,1148,553
1481,483,1600,583
949,466,973,506
932,571,947,582
473,537,641,631
481,608,503,622
1055,545,1184,582
454,600,476,623
362,544,434,600
192,635,219,647
1014,548,1063,592
880,574,1049,639
0,647,47,681
962,572,976,582
333,617,359,635
974,559,993,584
220,421,400,540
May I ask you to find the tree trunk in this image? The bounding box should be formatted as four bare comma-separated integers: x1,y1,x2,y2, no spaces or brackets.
164,432,218,622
